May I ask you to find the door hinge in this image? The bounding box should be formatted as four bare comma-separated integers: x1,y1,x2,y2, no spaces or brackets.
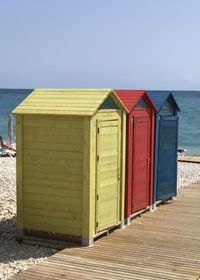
96,221,99,227
132,201,134,211
117,168,120,181
147,157,150,169
96,194,99,201
97,155,99,161
97,127,100,133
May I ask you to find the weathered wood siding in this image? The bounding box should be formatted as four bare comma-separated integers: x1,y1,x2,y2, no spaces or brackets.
114,90,156,219
88,109,124,237
148,92,180,204
13,89,115,116
17,115,84,237
159,99,175,116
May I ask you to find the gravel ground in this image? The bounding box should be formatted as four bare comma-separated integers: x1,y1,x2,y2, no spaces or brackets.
177,160,200,189
0,157,200,279
0,158,54,280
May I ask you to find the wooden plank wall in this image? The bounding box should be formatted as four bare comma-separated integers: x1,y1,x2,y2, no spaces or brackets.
13,181,200,280
89,110,123,237
20,115,84,237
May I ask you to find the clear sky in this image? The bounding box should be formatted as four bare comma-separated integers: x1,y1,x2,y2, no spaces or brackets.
0,0,200,90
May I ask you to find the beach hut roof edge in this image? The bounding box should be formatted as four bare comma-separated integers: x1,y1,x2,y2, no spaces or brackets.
12,88,128,116
147,91,180,112
114,90,157,113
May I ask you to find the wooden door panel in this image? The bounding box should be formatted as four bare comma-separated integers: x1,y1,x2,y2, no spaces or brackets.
157,116,178,200
132,115,150,212
96,120,120,232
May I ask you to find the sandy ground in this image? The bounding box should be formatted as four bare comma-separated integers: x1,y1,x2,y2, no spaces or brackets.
0,157,200,279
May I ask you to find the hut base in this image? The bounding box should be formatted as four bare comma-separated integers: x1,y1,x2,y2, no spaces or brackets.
155,197,174,208
93,222,122,242
82,237,94,247
15,223,123,248
150,203,157,212
125,206,151,225
16,229,82,249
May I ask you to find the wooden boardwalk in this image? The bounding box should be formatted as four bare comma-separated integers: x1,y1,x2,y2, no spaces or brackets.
13,182,200,280
178,156,200,163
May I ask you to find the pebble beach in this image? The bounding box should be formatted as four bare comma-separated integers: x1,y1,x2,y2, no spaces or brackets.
0,157,200,280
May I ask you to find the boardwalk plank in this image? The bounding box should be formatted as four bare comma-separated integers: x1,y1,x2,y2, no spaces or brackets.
12,181,200,280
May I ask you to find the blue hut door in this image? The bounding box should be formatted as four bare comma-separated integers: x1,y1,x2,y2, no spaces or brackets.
157,116,178,200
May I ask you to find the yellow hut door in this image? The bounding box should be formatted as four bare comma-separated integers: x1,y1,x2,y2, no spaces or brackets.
96,119,120,232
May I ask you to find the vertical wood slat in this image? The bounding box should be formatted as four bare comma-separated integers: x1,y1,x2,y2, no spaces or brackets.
117,116,121,224
120,110,126,225
16,115,24,229
95,120,100,233
149,111,155,207
153,115,160,205
89,117,96,239
82,117,92,245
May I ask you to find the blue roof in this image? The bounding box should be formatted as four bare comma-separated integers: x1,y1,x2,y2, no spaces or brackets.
147,91,180,111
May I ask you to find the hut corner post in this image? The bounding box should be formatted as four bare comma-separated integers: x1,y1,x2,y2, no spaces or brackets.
150,112,156,212
175,116,179,197
151,114,159,211
82,117,93,246
16,115,24,238
120,110,126,227
124,114,131,226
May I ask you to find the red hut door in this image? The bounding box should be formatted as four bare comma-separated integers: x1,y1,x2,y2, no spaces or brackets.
131,110,150,213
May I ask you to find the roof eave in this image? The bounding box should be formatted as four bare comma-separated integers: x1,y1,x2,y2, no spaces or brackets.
157,93,181,112
144,91,158,112
111,90,129,113
169,93,181,111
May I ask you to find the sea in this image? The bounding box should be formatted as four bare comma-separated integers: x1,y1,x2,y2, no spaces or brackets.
0,89,199,155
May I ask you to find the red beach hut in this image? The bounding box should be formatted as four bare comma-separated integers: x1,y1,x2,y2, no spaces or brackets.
114,90,157,224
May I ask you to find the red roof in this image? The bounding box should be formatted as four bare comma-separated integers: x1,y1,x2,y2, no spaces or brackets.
114,90,157,113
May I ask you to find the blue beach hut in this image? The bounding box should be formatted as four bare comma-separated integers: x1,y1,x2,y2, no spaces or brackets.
147,91,180,206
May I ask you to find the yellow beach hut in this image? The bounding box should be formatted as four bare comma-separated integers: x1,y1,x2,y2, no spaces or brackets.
13,89,127,246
